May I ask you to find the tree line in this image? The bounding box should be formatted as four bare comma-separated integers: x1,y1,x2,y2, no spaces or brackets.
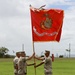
0,47,14,58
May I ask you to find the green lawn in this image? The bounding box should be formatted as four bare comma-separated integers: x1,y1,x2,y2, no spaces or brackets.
0,58,75,75
53,58,75,75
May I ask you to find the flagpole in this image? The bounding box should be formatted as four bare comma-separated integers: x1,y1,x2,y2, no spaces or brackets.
30,5,36,75
32,41,36,75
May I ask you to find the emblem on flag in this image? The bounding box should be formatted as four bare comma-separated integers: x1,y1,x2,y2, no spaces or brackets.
40,13,52,30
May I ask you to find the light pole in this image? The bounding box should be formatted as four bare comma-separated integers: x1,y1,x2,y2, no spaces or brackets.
22,44,24,51
69,43,71,58
66,43,71,58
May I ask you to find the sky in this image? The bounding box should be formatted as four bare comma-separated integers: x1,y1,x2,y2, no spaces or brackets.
0,0,75,57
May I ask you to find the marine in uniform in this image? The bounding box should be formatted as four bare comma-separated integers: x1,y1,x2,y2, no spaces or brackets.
34,50,52,75
18,51,35,75
13,52,20,75
18,52,27,75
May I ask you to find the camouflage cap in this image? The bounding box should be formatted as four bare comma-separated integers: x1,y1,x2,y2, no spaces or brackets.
45,50,50,53
16,51,21,54
20,51,25,53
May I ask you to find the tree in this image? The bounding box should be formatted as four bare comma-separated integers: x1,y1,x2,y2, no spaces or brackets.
0,47,9,58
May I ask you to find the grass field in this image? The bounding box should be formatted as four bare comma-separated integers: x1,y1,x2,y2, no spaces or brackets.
0,58,75,75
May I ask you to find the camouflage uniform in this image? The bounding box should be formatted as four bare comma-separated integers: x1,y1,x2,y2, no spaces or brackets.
13,57,19,75
43,57,52,75
18,57,27,75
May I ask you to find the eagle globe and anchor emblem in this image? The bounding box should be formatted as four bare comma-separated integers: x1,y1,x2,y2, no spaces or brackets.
40,13,52,30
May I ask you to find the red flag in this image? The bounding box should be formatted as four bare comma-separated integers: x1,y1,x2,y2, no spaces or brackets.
30,6,64,42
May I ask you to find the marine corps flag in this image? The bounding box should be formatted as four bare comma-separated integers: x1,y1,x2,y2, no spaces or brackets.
30,6,64,42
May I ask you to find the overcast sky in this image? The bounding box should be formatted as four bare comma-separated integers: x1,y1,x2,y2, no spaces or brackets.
0,0,75,57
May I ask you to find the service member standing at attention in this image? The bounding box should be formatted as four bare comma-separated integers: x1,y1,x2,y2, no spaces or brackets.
18,51,35,75
34,50,52,75
13,52,20,75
